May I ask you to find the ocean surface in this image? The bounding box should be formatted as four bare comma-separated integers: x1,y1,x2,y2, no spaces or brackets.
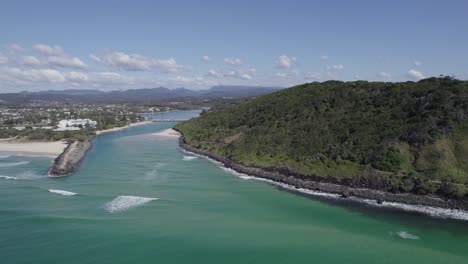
1,110,467,264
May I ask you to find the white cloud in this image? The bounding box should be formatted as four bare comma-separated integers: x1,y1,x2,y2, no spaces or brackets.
64,71,89,82
92,51,189,72
0,63,256,91
27,69,66,83
239,73,252,80
1,67,66,83
48,56,87,69
407,69,426,81
320,55,329,60
89,54,101,63
163,76,217,88
326,64,344,71
19,56,41,66
414,60,422,67
224,57,242,66
207,69,222,78
224,69,252,80
32,44,64,56
1,45,210,91
275,70,299,78
7,44,24,52
304,72,322,80
0,55,8,64
275,55,296,68
202,56,211,62
153,58,191,73
0,66,138,89
378,72,391,78
92,51,153,71
93,71,133,84
206,68,253,80
275,72,288,78
0,44,88,70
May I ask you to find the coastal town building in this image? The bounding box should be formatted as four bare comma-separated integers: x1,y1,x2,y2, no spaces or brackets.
55,119,97,131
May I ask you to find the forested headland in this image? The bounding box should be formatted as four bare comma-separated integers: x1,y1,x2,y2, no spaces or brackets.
176,77,468,200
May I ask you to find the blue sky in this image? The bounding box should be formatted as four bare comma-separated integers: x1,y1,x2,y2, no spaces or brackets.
0,0,467,91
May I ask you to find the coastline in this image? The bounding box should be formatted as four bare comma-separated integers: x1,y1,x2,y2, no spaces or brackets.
0,141,68,157
49,138,92,177
49,120,154,176
174,129,468,216
95,120,153,135
151,128,181,137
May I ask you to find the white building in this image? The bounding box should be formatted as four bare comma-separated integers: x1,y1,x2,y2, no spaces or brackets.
55,119,97,131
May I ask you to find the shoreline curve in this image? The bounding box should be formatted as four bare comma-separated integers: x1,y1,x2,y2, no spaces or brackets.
174,128,468,219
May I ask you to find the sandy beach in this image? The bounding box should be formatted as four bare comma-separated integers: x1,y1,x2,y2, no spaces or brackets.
0,141,68,156
151,128,181,137
96,120,153,135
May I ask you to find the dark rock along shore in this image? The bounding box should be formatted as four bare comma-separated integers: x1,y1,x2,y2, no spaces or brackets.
175,130,468,211
49,139,92,177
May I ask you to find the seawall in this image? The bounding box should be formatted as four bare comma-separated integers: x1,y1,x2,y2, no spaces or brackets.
49,138,92,177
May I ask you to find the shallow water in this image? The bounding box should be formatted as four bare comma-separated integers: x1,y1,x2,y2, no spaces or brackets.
1,110,467,264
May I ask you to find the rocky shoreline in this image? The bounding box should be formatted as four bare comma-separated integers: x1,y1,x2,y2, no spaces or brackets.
49,138,93,177
175,131,468,212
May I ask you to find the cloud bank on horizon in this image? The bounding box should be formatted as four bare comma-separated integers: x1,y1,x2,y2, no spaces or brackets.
0,1,466,92
0,43,436,92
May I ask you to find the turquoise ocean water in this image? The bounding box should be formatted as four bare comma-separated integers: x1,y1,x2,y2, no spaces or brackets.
1,110,467,264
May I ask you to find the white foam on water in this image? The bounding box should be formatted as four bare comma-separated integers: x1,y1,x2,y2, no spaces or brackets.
0,161,30,167
0,172,44,180
225,167,342,199
144,168,159,180
355,198,468,221
0,153,55,159
182,156,198,161
104,196,158,213
397,231,419,240
181,148,224,167
0,175,18,180
14,171,45,180
223,167,256,180
143,163,167,180
48,189,77,196
182,148,468,221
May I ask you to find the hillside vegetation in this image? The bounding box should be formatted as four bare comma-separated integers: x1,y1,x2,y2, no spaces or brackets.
176,77,468,199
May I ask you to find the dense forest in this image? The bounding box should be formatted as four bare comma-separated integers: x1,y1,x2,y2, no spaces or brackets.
176,77,468,199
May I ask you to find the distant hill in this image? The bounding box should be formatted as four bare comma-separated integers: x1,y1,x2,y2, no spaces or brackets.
33,89,106,96
0,86,282,104
203,86,282,98
176,77,468,200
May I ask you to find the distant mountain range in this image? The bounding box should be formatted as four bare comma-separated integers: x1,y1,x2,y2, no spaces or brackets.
0,86,282,104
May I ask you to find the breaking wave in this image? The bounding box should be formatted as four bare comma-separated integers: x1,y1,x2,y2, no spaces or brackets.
182,156,197,161
0,161,30,167
352,197,468,221
144,168,160,180
104,196,158,213
0,172,44,180
48,189,77,196
0,175,18,180
0,155,11,159
396,231,419,240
